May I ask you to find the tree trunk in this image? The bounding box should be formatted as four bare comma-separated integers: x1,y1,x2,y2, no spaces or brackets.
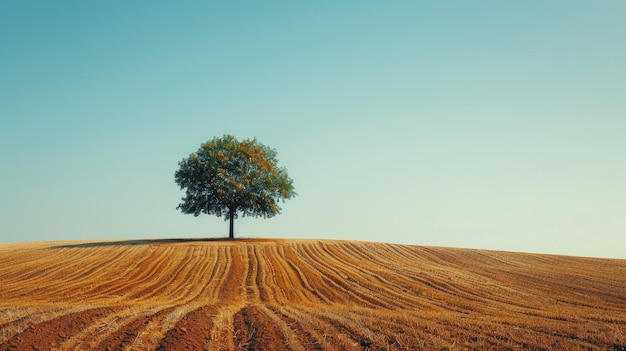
229,209,235,239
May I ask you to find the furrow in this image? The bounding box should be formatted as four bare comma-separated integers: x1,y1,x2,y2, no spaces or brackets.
337,243,441,309
197,245,229,302
253,245,273,303
0,248,105,301
326,243,419,309
156,304,220,350
262,245,291,304
58,247,132,282
243,244,261,302
266,244,310,305
0,248,84,282
282,243,330,304
207,304,241,351
177,245,222,303
66,246,165,301
54,307,147,351
135,246,197,301
294,242,362,305
218,244,246,302
301,242,393,308
283,305,360,351
0,307,70,341
266,305,324,351
0,307,117,351
94,307,175,351
120,305,192,351
122,247,178,300
233,305,289,351
312,308,379,350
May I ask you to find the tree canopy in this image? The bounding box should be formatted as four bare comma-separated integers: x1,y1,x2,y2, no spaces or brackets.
174,135,296,239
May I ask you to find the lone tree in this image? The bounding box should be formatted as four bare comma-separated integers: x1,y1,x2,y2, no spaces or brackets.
174,135,296,239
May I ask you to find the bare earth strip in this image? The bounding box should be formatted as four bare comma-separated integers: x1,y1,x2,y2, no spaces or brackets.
0,239,625,350
233,305,288,351
0,307,116,351
94,306,177,351
156,304,220,351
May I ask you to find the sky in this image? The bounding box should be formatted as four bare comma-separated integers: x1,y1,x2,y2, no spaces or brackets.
1,1,625,258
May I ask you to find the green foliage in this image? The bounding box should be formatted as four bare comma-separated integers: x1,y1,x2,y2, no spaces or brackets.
174,135,296,237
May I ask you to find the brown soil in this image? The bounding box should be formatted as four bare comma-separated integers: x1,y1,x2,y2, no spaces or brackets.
0,307,115,351
233,305,287,351
98,307,175,351
156,305,219,351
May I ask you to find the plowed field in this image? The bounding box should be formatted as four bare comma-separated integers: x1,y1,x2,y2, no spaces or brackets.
1,239,625,350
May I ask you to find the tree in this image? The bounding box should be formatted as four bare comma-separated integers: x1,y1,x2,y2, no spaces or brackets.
174,135,296,239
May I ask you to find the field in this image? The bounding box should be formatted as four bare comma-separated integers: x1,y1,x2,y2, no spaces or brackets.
0,238,625,350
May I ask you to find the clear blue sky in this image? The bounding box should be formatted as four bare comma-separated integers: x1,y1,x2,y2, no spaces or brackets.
1,1,624,258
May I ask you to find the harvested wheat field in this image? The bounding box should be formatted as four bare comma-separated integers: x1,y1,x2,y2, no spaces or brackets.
0,239,625,350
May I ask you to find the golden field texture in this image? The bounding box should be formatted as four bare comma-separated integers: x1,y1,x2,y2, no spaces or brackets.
0,238,625,350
